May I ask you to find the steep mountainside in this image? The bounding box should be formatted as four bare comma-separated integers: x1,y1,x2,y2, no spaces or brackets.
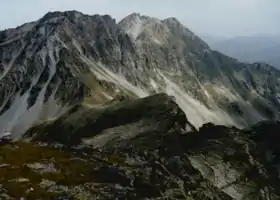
0,94,276,199
1,11,280,137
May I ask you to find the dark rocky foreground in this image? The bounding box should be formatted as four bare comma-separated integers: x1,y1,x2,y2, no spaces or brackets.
0,94,279,199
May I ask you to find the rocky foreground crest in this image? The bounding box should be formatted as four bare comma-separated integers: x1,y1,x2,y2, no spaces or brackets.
0,94,278,199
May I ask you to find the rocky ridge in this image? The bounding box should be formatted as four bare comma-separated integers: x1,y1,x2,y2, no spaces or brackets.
0,94,278,199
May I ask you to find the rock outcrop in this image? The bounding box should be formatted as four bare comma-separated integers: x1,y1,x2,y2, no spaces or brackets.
0,94,277,199
24,93,195,147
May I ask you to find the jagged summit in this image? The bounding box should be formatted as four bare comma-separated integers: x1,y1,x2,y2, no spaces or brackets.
119,12,208,51
162,17,184,28
122,12,144,20
118,12,162,40
38,10,117,26
120,12,158,22
163,16,200,40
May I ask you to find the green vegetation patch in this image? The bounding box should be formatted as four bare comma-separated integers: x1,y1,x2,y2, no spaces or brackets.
0,142,96,199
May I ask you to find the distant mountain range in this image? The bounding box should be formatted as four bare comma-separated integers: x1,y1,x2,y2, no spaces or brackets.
203,35,280,68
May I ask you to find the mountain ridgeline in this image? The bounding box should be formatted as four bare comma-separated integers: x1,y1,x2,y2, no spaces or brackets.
207,35,280,68
0,10,280,137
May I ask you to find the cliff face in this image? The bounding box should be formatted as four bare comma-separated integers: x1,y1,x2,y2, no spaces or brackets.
0,11,280,137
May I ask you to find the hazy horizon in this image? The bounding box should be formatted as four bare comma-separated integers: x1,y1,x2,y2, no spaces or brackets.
1,0,279,38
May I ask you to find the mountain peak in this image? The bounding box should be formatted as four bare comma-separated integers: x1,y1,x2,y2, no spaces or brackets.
119,13,200,44
38,10,84,25
163,17,182,25
163,17,191,33
39,10,116,25
126,12,141,18
119,13,167,40
118,13,146,39
122,13,153,22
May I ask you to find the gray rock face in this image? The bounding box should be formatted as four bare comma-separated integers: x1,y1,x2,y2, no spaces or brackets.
0,11,280,137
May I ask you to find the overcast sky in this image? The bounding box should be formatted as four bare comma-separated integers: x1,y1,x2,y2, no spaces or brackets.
0,0,279,37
